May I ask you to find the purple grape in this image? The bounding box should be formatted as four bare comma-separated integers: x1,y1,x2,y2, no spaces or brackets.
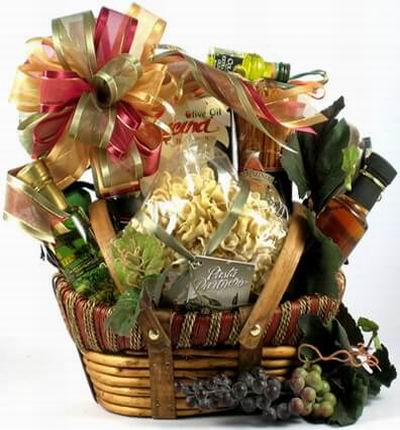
252,379,268,395
240,372,255,389
240,396,257,414
264,378,281,401
262,406,277,421
232,381,248,400
276,402,291,420
213,374,231,387
186,395,198,408
221,392,237,408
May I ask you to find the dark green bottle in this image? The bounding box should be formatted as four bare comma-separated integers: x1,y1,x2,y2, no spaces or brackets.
17,160,115,300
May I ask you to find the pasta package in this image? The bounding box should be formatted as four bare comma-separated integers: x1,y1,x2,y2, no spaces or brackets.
126,137,288,308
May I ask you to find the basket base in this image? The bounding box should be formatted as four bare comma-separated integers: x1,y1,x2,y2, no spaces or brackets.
82,346,298,418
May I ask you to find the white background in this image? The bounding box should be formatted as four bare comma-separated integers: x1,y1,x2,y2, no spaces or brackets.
0,0,399,429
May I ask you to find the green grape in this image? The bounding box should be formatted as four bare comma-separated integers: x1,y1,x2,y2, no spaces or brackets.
301,386,316,403
312,402,322,418
310,364,322,375
301,402,313,416
323,392,337,406
318,380,331,395
319,401,334,418
289,376,305,394
292,367,308,379
289,397,304,415
305,371,322,391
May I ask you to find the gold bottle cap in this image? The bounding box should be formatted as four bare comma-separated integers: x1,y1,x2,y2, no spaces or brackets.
17,160,69,211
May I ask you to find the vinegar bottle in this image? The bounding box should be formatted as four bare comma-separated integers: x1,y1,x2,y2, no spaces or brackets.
317,153,397,262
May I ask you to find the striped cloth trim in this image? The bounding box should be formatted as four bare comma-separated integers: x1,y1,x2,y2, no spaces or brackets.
54,278,342,353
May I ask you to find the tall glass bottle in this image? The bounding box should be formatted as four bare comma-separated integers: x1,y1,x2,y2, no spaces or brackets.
207,47,291,82
317,153,397,262
17,160,115,299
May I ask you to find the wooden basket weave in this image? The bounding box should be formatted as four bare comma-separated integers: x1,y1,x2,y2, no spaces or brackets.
53,202,345,419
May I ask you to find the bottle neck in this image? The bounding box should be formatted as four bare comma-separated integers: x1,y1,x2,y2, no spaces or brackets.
347,170,385,211
17,161,69,211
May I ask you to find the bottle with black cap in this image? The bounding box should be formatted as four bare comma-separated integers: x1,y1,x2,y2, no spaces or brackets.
316,152,397,262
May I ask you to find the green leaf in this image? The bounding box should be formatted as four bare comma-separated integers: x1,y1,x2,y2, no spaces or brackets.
330,368,369,426
357,317,380,333
370,344,397,392
286,207,341,299
292,96,353,212
111,225,166,289
281,134,310,199
312,118,350,211
342,145,360,190
336,304,365,345
106,288,142,337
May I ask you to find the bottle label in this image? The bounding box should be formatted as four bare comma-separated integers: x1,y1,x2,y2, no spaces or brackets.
213,51,243,72
168,96,230,146
54,230,102,285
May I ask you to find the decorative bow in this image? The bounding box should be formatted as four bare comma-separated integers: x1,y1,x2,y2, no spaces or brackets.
5,3,330,244
10,4,177,192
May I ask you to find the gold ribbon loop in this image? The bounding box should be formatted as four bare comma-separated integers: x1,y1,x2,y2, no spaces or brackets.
69,93,116,149
52,11,97,79
93,54,143,107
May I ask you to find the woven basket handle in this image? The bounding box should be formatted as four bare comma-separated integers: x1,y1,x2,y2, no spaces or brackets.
89,200,176,418
238,202,307,368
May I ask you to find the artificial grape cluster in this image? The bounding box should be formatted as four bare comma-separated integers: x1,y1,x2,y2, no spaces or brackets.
177,367,299,421
288,364,337,419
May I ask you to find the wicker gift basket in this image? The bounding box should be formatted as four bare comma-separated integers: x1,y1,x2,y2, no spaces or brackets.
53,201,345,418
4,2,397,426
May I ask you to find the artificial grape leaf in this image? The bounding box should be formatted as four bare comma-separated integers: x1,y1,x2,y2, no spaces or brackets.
357,317,379,333
336,304,364,345
106,287,142,336
283,96,352,212
281,134,310,199
369,345,397,393
312,118,350,211
106,274,166,336
112,225,166,289
330,367,369,426
287,208,341,300
342,145,360,191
